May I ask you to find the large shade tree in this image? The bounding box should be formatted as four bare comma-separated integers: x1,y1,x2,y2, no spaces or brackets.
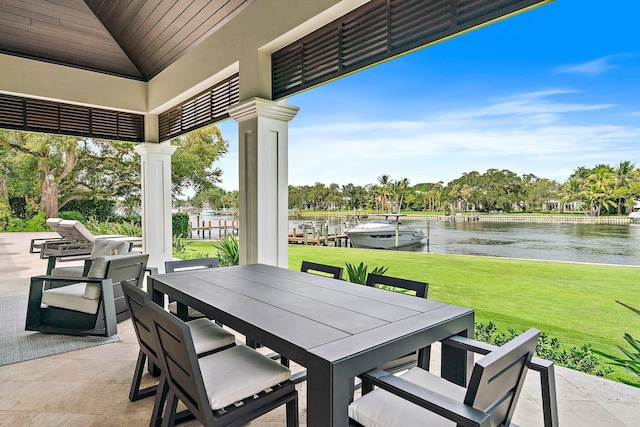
0,124,229,219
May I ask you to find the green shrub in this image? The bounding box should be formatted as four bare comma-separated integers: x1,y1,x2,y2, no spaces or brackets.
594,301,640,387
60,199,115,222
215,235,239,267
172,212,190,238
8,197,27,219
475,321,613,377
344,261,388,284
24,211,48,231
58,211,86,222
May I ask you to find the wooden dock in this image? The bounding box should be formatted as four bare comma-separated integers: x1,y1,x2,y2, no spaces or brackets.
287,227,350,247
189,219,239,239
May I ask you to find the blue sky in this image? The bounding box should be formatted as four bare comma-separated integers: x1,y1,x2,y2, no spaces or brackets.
216,0,640,191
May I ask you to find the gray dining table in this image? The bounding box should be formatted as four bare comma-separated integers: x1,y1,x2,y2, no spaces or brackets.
148,263,474,427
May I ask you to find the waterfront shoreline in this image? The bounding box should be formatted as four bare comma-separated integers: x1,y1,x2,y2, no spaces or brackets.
293,212,634,225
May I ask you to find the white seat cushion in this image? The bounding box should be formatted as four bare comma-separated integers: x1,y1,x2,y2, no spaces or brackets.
41,282,100,314
186,318,235,354
348,367,467,427
168,301,205,318
199,345,291,410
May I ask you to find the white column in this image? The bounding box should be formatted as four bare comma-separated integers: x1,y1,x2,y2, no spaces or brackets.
228,98,299,267
134,142,177,272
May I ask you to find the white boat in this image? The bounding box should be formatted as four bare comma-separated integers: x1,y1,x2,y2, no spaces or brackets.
200,209,218,216
629,201,640,221
345,214,424,249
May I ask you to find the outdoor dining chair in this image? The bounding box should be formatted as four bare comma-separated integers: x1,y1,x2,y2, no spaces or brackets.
364,273,431,375
146,299,299,427
121,281,236,427
349,328,540,427
25,253,149,336
300,260,343,279
165,257,219,320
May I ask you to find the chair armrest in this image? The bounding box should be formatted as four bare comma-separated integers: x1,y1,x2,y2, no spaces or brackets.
443,336,559,427
359,368,491,427
32,274,94,289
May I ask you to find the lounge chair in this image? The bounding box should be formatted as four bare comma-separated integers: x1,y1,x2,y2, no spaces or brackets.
37,218,142,259
29,218,77,254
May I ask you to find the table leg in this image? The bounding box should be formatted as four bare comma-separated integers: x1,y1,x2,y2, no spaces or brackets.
441,319,475,387
307,362,351,427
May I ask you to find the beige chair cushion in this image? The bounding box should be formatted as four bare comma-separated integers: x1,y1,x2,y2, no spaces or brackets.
83,282,102,300
87,253,141,279
87,256,110,278
186,318,236,354
168,301,205,319
41,282,100,314
199,345,291,410
348,367,467,427
90,239,132,257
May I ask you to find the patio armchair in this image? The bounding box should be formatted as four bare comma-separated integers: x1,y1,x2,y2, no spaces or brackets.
165,257,219,320
349,328,540,427
25,253,149,336
300,260,343,279
121,281,236,427
146,299,299,427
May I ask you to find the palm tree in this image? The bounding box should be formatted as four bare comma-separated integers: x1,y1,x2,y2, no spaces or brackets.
613,161,638,214
392,177,410,212
560,179,586,215
377,174,392,212
586,165,616,216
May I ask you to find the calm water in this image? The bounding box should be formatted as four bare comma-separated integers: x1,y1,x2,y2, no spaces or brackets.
291,216,640,267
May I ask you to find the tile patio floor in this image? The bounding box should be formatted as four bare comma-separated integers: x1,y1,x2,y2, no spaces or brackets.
1,232,639,426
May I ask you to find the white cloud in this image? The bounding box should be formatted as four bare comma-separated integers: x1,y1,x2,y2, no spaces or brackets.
553,55,626,77
288,91,639,186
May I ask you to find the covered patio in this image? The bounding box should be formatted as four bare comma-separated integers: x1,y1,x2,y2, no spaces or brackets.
2,232,640,425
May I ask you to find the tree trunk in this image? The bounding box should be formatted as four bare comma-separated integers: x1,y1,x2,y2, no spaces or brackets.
40,176,59,218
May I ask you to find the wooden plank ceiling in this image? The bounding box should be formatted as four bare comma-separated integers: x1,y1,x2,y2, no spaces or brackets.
0,0,254,81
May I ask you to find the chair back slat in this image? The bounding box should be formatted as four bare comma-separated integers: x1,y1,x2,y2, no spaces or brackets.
465,328,540,427
147,302,211,422
121,281,159,361
165,257,219,273
365,273,428,298
300,261,343,279
107,254,149,287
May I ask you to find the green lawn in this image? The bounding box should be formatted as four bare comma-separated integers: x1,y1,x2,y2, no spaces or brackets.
183,240,640,380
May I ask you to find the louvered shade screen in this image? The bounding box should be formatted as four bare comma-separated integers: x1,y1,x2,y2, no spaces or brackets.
158,74,240,141
0,94,144,142
273,0,550,99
